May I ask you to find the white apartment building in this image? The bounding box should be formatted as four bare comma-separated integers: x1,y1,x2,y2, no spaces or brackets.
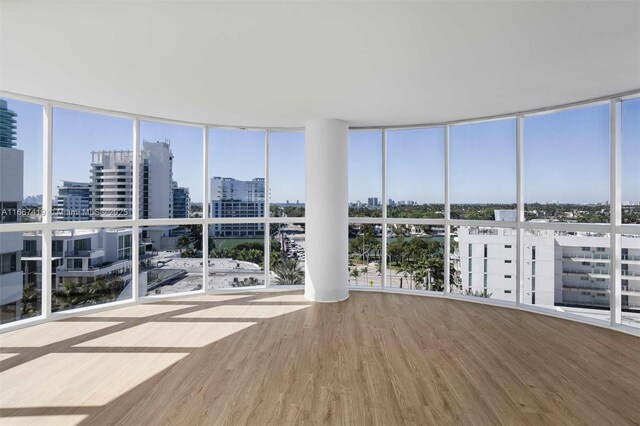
90,140,177,248
22,228,134,291
142,140,174,220
210,177,265,237
456,213,640,312
90,150,136,220
90,140,174,221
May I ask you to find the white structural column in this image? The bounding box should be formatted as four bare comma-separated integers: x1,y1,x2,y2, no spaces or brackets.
610,99,622,326
304,118,349,302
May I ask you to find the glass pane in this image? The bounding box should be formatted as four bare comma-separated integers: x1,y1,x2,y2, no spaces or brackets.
139,121,202,219
621,98,640,224
451,119,516,220
450,226,517,301
523,229,610,324
269,131,305,217
525,104,610,223
208,129,265,219
348,223,383,287
269,223,305,285
1,98,43,223
51,227,133,312
52,108,133,221
139,225,203,296
208,224,265,289
386,225,446,291
0,231,42,324
621,234,640,328
348,131,382,217
387,128,444,218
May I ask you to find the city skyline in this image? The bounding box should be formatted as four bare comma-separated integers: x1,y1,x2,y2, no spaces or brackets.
4,97,639,206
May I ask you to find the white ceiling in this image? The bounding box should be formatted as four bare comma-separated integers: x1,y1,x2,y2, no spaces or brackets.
1,1,639,127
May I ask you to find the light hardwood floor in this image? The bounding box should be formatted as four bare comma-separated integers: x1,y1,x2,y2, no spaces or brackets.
1,291,639,425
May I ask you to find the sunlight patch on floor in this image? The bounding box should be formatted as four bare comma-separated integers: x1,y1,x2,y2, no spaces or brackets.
80,304,197,318
174,304,310,319
250,294,310,303
0,352,188,408
0,322,122,348
173,294,253,302
74,321,256,348
0,415,89,426
0,353,19,361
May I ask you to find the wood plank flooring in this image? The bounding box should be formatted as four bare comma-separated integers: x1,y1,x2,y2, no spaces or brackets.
1,291,639,425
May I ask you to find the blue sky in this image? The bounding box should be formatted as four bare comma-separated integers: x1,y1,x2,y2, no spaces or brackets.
348,131,382,203
3,97,639,206
388,127,445,203
269,131,305,204
208,128,265,199
524,104,610,204
451,119,516,204
52,107,133,199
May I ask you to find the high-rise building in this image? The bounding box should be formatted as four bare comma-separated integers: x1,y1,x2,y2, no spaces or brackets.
0,99,25,323
367,197,379,207
0,99,17,148
89,140,175,221
54,181,91,221
89,141,178,249
142,140,174,220
172,181,190,219
90,150,136,220
210,177,265,237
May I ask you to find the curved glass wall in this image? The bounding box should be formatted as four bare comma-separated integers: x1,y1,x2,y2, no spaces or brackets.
0,92,638,333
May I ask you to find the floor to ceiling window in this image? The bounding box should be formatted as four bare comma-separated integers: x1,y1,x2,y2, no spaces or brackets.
1,92,637,332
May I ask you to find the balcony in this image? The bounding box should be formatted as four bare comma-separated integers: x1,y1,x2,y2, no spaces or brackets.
56,259,131,278
622,270,640,281
562,282,609,292
64,249,105,258
566,253,610,263
622,254,640,264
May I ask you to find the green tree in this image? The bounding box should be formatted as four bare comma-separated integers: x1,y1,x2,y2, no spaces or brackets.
177,225,209,258
272,258,304,285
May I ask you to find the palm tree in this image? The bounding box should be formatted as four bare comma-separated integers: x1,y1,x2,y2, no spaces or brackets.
350,268,360,285
21,282,39,317
53,279,83,310
272,258,304,285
